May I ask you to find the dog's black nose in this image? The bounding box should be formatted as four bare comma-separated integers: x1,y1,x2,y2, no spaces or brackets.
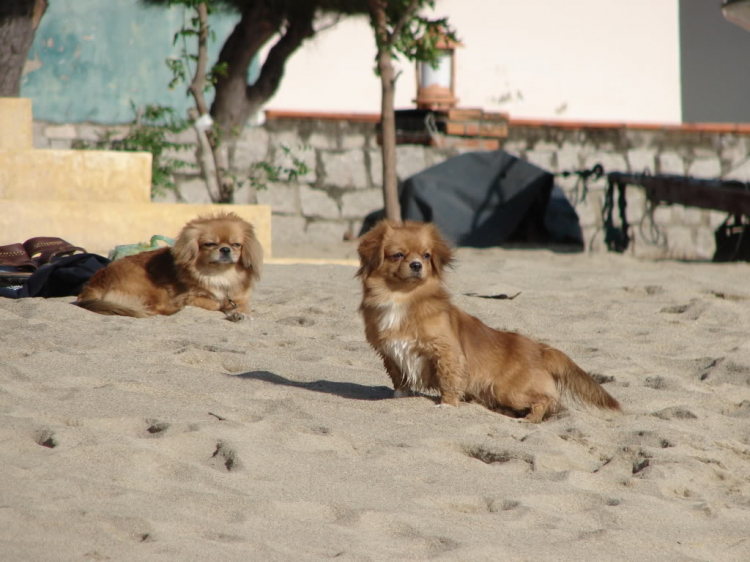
220,246,231,255
410,261,422,272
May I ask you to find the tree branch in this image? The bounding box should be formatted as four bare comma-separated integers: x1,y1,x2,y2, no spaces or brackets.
188,2,210,116
390,0,421,44
247,8,316,103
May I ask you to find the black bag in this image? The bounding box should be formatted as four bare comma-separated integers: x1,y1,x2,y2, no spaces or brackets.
713,215,750,262
0,253,110,299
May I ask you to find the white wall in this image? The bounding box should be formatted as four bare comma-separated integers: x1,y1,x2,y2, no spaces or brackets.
263,0,682,124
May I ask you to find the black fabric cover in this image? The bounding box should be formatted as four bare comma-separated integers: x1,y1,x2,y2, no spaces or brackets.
362,150,583,248
0,253,110,299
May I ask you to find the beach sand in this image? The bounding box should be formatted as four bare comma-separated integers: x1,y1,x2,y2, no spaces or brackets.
1,245,750,561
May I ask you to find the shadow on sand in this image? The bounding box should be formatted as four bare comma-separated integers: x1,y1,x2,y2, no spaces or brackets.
230,370,394,401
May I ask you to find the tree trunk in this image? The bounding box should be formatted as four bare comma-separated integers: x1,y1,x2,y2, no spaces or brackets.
211,4,279,138
369,0,402,223
0,0,47,97
210,6,315,139
377,48,401,223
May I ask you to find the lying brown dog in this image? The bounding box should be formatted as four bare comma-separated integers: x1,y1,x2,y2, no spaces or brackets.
77,212,262,321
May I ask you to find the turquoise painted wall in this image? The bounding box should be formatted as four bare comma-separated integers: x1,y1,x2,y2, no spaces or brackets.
21,0,258,124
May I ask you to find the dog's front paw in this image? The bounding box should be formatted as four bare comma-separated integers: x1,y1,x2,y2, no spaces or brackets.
225,311,249,323
393,388,414,398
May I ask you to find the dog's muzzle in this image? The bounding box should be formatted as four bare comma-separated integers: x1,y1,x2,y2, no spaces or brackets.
215,246,234,263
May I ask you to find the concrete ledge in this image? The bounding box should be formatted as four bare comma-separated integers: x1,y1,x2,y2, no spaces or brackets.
0,149,152,203
0,202,272,258
0,98,33,150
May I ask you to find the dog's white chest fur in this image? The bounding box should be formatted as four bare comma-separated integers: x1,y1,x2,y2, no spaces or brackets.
382,339,425,389
375,298,425,389
378,301,406,332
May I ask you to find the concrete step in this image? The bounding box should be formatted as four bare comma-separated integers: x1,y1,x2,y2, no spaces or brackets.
0,201,272,258
0,149,152,203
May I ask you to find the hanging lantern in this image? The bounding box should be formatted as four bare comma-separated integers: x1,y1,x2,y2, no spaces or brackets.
415,31,462,111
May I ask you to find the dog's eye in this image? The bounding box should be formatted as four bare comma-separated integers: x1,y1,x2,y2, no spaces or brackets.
203,243,217,248
231,243,241,249
392,252,404,260
423,252,431,259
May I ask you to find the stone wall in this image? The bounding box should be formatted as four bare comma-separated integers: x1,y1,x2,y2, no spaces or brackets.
32,115,750,259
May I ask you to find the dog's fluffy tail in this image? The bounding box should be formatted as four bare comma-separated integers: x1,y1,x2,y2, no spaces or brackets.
544,347,621,411
76,292,150,318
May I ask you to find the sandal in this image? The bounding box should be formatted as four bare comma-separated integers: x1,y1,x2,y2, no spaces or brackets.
0,243,38,271
0,243,37,287
23,237,86,266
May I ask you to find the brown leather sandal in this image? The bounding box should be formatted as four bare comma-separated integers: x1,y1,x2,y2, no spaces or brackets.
0,243,37,286
0,243,38,271
23,237,86,266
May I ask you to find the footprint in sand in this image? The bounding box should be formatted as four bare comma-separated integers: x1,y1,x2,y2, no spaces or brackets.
144,419,170,437
659,299,708,320
209,440,242,472
652,406,698,420
702,359,750,387
644,376,673,390
622,285,665,296
34,428,57,449
464,445,535,471
277,316,316,327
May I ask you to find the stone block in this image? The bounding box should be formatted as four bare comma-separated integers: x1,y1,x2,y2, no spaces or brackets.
0,149,152,203
584,152,627,175
162,145,197,168
708,210,729,228
425,150,453,169
0,98,33,149
396,145,428,180
724,158,750,182
341,133,369,150
321,150,368,190
694,227,715,259
658,152,686,175
271,215,307,245
500,140,527,156
305,220,350,243
627,149,656,174
652,205,672,224
341,189,383,218
233,125,270,170
665,226,695,258
575,197,602,229
255,182,300,215
524,150,555,172
174,175,213,204
45,124,78,140
300,185,340,219
49,139,73,150
625,188,646,224
32,121,49,148
272,143,316,184
76,123,110,143
307,132,338,150
556,148,581,174
368,149,383,188
688,157,721,179
0,201,272,258
531,141,559,153
681,206,704,226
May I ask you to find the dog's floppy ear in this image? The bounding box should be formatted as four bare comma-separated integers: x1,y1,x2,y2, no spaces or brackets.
172,224,200,266
240,223,264,283
356,220,393,277
426,223,455,278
